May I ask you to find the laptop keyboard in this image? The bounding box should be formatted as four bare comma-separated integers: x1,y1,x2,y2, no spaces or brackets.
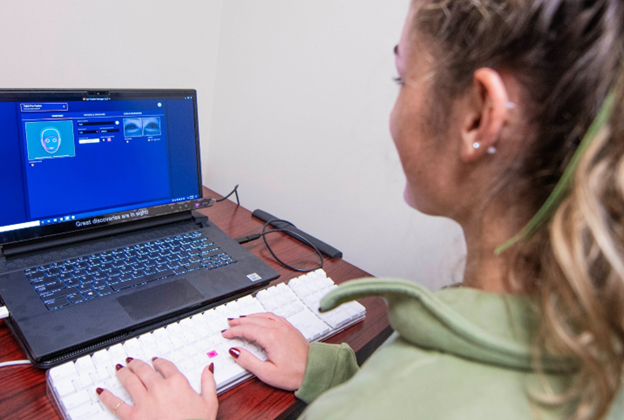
47,269,366,420
24,232,236,311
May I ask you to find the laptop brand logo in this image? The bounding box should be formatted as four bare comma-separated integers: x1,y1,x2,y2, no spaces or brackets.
247,273,262,282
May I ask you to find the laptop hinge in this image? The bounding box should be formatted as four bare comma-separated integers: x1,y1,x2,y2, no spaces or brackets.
1,210,209,258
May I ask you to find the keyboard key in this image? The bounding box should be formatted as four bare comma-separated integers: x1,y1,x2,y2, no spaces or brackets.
93,280,108,289
66,279,81,288
69,294,85,304
173,266,186,275
108,268,121,276
185,262,202,271
47,267,61,276
93,272,109,281
42,286,78,301
83,290,98,299
100,263,114,271
119,266,133,274
131,262,146,271
27,271,46,281
107,276,121,285
81,275,95,284
62,389,91,410
45,296,70,310
111,270,174,291
67,402,105,420
119,273,133,282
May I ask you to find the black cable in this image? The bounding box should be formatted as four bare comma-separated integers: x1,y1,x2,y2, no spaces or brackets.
236,233,261,244
216,184,240,205
262,219,324,272
235,219,324,273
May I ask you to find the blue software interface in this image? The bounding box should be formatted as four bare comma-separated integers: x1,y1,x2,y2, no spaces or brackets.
0,94,200,238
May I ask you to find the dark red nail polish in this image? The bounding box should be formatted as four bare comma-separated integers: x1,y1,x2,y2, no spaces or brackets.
240,315,247,318
229,348,240,358
227,317,235,321
96,387,104,395
208,363,214,374
221,329,227,333
126,357,133,364
152,356,159,362
116,364,123,371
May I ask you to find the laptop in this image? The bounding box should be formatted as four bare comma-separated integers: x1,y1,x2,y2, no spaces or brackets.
0,89,279,368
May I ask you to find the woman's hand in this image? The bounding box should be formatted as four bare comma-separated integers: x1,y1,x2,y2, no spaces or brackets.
222,312,310,391
97,357,218,420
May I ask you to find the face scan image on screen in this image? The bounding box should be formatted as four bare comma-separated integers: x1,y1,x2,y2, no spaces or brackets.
25,120,76,160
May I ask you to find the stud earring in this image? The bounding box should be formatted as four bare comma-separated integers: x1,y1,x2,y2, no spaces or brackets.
487,146,497,155
487,101,516,109
473,142,481,149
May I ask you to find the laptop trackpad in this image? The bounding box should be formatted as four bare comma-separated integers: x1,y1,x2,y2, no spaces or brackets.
117,279,203,321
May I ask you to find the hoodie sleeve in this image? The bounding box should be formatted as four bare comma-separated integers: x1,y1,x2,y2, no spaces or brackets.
295,342,359,404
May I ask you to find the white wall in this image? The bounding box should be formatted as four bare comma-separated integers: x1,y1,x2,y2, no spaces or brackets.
0,0,466,290
206,0,466,289
0,0,223,167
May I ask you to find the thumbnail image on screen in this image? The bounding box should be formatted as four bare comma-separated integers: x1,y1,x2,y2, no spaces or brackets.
124,118,143,137
25,120,76,161
142,117,161,136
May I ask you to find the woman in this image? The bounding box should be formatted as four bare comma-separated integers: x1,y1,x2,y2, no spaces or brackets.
97,0,624,418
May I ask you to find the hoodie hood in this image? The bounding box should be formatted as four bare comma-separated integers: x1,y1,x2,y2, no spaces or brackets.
320,278,576,373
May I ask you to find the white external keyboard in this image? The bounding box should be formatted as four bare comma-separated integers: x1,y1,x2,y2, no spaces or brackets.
47,269,366,420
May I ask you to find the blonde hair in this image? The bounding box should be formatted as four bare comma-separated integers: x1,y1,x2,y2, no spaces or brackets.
413,0,624,418
539,78,624,419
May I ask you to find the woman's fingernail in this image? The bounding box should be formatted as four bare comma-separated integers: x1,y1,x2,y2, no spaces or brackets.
229,348,240,358
116,364,124,371
152,356,159,362
125,357,133,364
227,317,235,321
221,329,227,334
240,315,247,318
96,387,104,395
208,363,214,374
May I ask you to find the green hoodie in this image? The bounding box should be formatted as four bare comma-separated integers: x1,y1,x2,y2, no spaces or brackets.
295,278,624,419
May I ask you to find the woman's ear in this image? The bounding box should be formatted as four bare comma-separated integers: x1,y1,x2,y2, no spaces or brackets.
460,68,510,162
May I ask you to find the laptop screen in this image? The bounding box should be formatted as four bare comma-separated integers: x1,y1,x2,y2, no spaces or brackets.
0,89,203,246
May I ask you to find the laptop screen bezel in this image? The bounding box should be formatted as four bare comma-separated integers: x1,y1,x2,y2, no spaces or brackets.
0,89,203,247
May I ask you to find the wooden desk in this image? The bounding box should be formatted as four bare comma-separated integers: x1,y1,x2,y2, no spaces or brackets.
0,187,391,420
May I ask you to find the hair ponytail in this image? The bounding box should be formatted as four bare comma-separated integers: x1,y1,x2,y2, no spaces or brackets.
540,70,624,420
